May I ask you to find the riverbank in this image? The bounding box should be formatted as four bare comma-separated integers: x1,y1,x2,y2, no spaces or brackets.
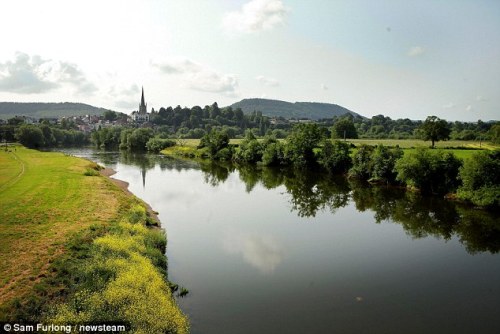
0,146,188,332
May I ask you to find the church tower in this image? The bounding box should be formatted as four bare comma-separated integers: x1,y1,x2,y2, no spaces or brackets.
139,86,147,114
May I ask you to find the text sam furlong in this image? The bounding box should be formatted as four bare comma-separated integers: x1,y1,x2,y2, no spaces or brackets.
8,323,127,333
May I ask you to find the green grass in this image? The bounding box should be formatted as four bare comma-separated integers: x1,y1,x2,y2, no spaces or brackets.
347,138,499,150
0,147,187,330
0,147,133,312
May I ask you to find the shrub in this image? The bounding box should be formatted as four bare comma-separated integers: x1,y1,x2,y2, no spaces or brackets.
317,140,352,174
234,131,263,163
145,137,176,153
395,148,462,195
349,145,374,179
284,123,324,167
262,142,286,166
370,145,403,183
83,169,100,176
456,151,500,208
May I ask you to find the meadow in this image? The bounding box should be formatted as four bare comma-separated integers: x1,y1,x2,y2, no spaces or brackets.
0,146,187,332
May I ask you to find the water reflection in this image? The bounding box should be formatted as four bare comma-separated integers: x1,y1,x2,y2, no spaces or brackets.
199,163,500,254
59,148,500,255
223,231,284,274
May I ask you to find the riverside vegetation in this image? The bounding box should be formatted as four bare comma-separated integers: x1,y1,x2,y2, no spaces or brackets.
161,124,499,209
0,146,188,333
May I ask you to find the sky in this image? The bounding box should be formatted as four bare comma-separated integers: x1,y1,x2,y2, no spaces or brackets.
0,0,499,121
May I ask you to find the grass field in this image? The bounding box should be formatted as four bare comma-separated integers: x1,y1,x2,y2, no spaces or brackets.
0,147,142,316
347,138,499,150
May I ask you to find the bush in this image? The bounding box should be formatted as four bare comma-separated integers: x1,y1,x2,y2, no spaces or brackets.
370,145,403,183
395,148,462,195
145,137,176,153
349,145,374,179
285,123,324,167
262,142,286,166
456,151,500,208
317,140,352,174
234,131,263,163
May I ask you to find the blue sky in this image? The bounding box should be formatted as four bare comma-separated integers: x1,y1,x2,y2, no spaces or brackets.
0,0,498,121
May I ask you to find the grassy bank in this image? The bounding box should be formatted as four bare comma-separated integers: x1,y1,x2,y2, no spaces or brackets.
0,146,188,332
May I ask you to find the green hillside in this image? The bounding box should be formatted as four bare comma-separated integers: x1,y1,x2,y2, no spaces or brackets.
230,98,363,120
0,102,112,120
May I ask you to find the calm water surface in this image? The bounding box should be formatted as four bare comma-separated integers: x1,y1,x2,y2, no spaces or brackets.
62,149,500,334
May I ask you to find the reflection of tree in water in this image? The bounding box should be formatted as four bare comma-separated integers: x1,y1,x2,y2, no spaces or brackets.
282,169,350,218
349,183,500,254
200,162,234,187
198,161,500,254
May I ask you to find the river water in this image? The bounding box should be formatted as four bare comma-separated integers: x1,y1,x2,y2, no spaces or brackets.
61,149,500,334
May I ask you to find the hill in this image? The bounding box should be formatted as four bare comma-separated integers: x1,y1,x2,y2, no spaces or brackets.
0,102,112,120
230,98,362,120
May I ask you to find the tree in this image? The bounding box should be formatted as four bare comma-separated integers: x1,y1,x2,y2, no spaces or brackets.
349,145,374,180
317,140,352,174
15,125,45,148
103,110,118,121
489,123,500,144
395,148,462,195
419,116,451,148
198,129,230,159
285,123,324,166
332,118,358,139
370,145,403,183
456,151,500,208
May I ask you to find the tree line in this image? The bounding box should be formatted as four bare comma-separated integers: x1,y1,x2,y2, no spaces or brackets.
0,120,89,149
192,123,499,209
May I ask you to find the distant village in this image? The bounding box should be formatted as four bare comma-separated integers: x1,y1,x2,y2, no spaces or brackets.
0,87,156,132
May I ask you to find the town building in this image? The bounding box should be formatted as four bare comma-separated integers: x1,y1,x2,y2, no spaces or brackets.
131,87,150,123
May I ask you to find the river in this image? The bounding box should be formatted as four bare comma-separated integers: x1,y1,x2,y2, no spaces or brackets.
60,148,500,334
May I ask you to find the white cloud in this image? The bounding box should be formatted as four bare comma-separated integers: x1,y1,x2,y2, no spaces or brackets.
466,105,473,112
407,46,425,57
442,102,455,109
109,84,140,109
223,0,288,34
0,52,97,95
154,57,238,94
223,232,284,274
152,58,202,74
256,75,279,87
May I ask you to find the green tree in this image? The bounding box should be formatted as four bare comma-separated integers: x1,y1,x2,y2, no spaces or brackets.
370,145,403,183
198,129,230,160
395,148,462,195
317,140,352,174
103,110,118,121
456,151,500,208
15,125,45,148
489,123,500,144
419,116,451,148
332,118,358,139
234,130,263,163
285,123,323,166
349,145,374,180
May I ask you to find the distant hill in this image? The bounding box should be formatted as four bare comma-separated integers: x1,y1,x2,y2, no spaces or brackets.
230,98,363,120
0,102,112,120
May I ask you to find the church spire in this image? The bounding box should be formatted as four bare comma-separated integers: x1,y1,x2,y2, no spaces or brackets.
139,86,147,114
